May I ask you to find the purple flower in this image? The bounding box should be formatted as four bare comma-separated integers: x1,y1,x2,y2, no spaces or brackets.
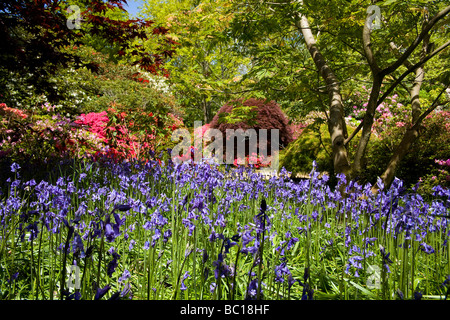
181,271,190,291
105,223,116,242
7,272,19,283
115,204,131,212
10,162,20,173
120,283,132,299
128,239,136,251
274,260,290,283
72,234,85,258
419,242,435,254
107,252,120,277
380,245,393,273
119,270,131,283
246,279,260,300
163,230,172,243
95,285,111,300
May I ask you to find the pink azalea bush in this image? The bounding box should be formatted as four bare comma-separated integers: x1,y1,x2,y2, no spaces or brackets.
74,107,185,162
0,102,28,120
347,87,409,139
0,101,185,170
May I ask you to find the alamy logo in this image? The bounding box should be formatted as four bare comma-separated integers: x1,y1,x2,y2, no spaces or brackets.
67,265,81,290
366,5,381,30
366,265,381,289
67,5,81,30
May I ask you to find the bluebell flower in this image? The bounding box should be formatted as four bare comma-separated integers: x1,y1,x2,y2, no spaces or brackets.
26,221,39,242
380,245,393,273
274,260,290,283
72,234,85,258
107,252,120,277
163,229,172,243
115,204,131,212
95,285,111,300
129,239,136,251
419,242,435,254
105,223,116,243
7,272,19,283
65,291,82,300
108,291,121,300
181,271,190,291
120,283,132,299
246,279,260,300
364,237,377,248
10,162,20,173
119,270,131,283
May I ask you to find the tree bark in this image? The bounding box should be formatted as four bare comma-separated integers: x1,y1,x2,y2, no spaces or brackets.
352,11,384,176
296,5,351,176
202,96,211,124
371,17,430,192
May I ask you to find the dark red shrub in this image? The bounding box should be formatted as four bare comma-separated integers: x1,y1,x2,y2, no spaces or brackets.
209,98,294,162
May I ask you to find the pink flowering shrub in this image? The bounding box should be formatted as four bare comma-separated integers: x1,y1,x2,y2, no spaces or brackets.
0,101,185,175
0,103,28,120
74,107,185,162
0,103,105,172
361,107,450,194
289,122,308,140
347,87,410,139
75,111,109,142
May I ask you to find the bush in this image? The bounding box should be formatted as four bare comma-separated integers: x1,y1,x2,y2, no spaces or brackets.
0,44,180,119
0,101,185,189
279,119,333,178
360,110,450,194
279,116,364,185
209,98,294,164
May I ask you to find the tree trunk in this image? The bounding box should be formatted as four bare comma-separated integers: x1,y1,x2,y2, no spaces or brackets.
296,7,351,176
372,19,430,192
352,75,383,176
202,97,211,124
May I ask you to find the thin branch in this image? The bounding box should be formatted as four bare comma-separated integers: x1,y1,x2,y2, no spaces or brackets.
344,119,363,146
411,85,450,130
377,40,450,106
381,5,450,76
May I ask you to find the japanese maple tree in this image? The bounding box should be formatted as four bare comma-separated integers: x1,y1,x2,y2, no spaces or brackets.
0,0,178,99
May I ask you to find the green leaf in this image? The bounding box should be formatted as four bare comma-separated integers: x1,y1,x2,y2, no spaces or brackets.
349,281,377,298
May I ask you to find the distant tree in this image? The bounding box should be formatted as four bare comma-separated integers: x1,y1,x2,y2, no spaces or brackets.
140,0,251,125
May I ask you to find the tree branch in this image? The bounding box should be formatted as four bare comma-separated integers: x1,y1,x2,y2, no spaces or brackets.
362,10,381,73
344,119,363,146
411,85,450,130
377,40,450,106
381,5,450,76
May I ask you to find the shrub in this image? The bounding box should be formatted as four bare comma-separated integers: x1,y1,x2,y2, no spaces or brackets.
279,120,333,178
0,102,185,187
209,98,294,164
0,45,179,118
361,110,450,195
279,116,364,185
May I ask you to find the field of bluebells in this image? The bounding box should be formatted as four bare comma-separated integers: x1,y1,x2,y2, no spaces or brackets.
1,155,450,301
